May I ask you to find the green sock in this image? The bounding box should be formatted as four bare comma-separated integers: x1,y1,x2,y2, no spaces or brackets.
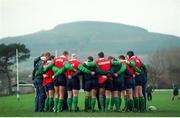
128,99,134,111
73,96,78,111
105,98,110,111
114,97,120,111
89,97,91,110
49,98,54,111
110,97,115,109
124,98,128,111
44,97,49,111
53,98,58,111
91,98,96,111
67,98,72,111
57,99,64,112
84,97,89,111
134,97,139,111
139,96,145,112
119,98,122,110
99,96,105,111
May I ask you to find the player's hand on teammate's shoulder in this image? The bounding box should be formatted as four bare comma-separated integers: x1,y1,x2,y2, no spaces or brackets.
68,75,72,79
114,73,118,77
91,71,95,75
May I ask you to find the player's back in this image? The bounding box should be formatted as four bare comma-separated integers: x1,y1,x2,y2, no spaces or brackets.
43,60,54,86
96,58,111,71
128,56,142,68
69,58,81,70
66,58,81,77
54,55,68,68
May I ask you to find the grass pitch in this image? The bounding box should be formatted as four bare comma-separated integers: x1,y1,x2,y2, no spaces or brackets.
0,91,180,117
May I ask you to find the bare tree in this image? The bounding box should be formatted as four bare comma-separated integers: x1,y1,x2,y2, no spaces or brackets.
148,48,180,88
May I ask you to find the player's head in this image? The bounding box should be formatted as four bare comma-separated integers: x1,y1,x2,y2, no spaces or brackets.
43,52,51,61
108,56,114,60
50,55,55,60
126,51,134,59
71,53,77,59
87,56,94,62
119,55,125,60
62,51,69,57
98,51,104,58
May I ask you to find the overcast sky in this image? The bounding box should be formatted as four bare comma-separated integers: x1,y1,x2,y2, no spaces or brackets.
0,0,180,39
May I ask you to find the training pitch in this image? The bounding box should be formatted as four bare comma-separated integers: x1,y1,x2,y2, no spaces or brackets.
0,91,180,117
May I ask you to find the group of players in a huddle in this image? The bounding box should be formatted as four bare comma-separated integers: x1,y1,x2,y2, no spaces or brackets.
33,51,147,113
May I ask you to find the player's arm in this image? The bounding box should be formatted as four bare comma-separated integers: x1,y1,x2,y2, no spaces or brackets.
43,62,54,72
52,66,59,72
72,70,82,78
129,60,141,73
111,59,120,66
63,61,74,71
53,67,65,78
117,63,127,75
77,64,93,75
86,61,109,75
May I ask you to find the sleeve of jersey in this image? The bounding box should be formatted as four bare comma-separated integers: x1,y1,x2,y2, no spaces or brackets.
53,67,65,78
86,61,97,67
129,61,141,73
78,64,92,74
52,66,59,72
63,62,74,71
111,60,120,65
43,62,54,72
35,70,40,76
134,66,141,73
117,63,126,75
86,61,107,75
72,70,81,78
129,61,136,67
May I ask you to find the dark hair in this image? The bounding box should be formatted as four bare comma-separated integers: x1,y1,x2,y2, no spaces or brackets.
127,51,134,58
98,51,104,58
87,56,93,61
50,55,55,59
45,52,51,57
63,51,69,56
108,56,114,60
119,55,125,60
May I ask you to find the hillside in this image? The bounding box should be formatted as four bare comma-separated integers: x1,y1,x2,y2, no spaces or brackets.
0,21,180,70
